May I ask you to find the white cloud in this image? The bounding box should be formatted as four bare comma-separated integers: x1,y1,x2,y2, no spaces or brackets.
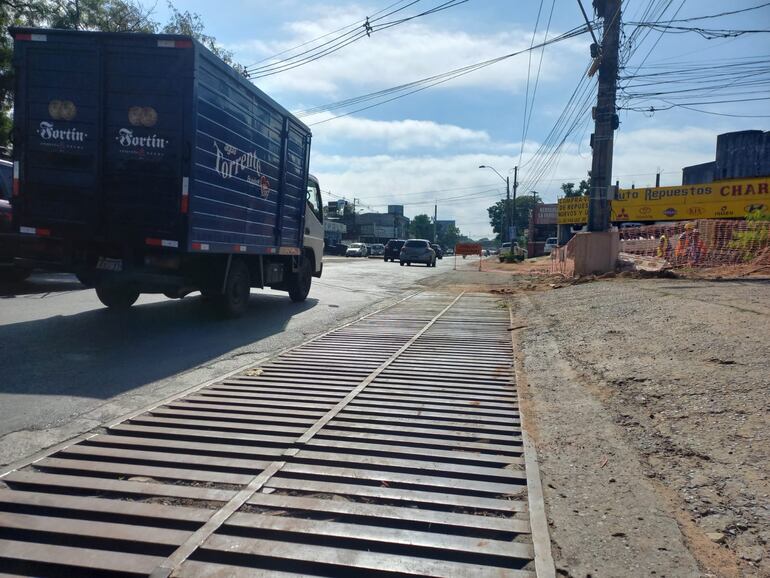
310,125,727,238
231,4,587,99
310,114,491,151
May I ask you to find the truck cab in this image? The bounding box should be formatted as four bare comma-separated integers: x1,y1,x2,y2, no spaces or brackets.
305,174,324,278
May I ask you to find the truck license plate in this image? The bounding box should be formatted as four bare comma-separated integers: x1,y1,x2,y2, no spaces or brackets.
96,257,123,272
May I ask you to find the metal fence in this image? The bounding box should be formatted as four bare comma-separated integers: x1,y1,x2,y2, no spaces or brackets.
618,219,770,268
548,219,770,276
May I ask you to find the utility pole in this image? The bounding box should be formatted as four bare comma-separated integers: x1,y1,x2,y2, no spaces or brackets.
587,0,621,232
511,166,518,240
433,203,438,243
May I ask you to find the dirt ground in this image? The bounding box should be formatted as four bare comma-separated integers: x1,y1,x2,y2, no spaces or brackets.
508,276,769,577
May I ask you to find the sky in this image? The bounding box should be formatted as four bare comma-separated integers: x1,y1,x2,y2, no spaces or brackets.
146,0,770,238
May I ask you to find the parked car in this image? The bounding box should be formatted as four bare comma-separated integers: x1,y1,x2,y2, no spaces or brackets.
0,158,32,282
543,237,558,254
430,243,444,259
499,242,512,262
499,241,528,262
383,239,405,262
346,242,368,257
324,243,348,256
400,239,436,267
369,243,385,257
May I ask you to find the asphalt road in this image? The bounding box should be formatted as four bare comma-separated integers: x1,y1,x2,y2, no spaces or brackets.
0,255,457,466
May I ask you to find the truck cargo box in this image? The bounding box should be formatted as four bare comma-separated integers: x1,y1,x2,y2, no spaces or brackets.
11,27,311,257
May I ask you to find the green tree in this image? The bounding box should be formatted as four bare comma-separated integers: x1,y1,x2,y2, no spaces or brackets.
729,209,770,261
410,214,433,239
0,0,49,146
43,0,156,31
162,2,245,74
560,176,591,198
437,224,460,248
487,196,540,240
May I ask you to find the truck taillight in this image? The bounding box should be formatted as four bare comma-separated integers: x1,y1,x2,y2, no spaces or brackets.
14,33,47,42
158,39,192,49
180,177,189,214
12,161,19,196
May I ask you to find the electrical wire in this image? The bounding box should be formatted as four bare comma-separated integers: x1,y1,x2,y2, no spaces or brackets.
295,23,591,125
243,0,413,68
245,0,469,79
626,2,770,24
628,23,770,39
519,0,556,170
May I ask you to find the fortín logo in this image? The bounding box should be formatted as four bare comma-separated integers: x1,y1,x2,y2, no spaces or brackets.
37,121,86,142
116,128,168,149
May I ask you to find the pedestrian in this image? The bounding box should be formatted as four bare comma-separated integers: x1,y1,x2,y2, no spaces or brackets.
657,233,671,260
674,223,706,266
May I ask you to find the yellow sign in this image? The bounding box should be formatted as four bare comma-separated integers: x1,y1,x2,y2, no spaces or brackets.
557,177,770,224
557,196,589,224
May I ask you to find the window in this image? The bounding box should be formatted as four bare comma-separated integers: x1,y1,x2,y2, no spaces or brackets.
306,178,323,223
405,240,427,248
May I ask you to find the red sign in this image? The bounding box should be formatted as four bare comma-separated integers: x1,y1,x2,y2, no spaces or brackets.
455,243,482,256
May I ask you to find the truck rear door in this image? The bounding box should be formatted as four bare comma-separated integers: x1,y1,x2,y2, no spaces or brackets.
14,36,99,237
14,31,191,245
101,38,192,245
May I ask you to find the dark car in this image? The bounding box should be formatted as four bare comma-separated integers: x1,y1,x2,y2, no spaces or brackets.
324,243,348,256
399,239,436,267
383,239,405,262
0,158,31,282
430,243,444,259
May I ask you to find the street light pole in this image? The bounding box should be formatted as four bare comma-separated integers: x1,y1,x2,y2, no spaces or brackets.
505,176,510,242
479,164,516,243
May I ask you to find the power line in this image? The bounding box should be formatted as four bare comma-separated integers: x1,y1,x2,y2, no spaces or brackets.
627,23,770,39
519,0,556,169
245,0,469,79
296,24,591,125
626,2,770,24
519,0,545,166
243,0,413,69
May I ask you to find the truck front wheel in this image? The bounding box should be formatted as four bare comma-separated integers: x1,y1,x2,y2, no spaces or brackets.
95,284,139,310
288,257,312,303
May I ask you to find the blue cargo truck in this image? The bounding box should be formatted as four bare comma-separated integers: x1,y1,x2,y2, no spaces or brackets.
10,27,324,316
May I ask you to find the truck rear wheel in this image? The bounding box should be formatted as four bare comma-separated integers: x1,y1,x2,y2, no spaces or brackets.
215,259,250,318
288,257,312,303
95,284,139,310
0,266,31,283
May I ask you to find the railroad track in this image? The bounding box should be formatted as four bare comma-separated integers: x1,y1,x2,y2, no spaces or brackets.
0,291,552,577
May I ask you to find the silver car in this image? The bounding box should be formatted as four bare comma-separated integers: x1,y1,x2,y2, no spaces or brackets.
345,242,367,257
399,239,436,267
